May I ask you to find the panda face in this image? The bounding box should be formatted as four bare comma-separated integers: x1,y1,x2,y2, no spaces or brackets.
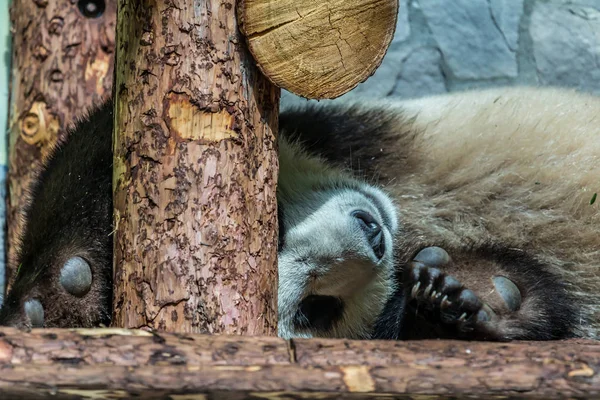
277,182,398,339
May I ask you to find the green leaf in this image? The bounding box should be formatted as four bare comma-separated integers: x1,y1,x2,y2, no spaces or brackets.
591,193,597,205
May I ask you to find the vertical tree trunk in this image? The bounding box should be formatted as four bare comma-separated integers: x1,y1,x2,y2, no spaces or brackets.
112,0,279,334
7,0,116,287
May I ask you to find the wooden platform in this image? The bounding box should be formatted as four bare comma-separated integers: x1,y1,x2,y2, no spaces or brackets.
0,328,598,399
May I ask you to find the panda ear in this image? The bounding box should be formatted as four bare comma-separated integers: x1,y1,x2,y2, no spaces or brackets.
278,202,286,251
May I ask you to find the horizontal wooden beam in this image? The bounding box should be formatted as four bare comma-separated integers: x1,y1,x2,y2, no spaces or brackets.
0,328,598,399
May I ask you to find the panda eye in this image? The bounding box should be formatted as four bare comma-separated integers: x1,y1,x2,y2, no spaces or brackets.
352,210,385,259
351,210,380,231
59,256,93,297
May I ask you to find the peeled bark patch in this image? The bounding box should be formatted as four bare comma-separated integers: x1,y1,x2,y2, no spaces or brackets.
164,94,237,142
238,0,399,99
112,0,279,335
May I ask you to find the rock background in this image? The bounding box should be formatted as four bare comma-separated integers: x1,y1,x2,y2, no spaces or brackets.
282,0,600,106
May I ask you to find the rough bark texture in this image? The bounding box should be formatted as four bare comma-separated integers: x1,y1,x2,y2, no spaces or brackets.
238,0,398,99
7,0,116,287
0,328,598,399
112,0,279,334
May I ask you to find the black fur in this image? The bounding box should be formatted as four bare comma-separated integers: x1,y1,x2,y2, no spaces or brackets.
279,104,418,182
0,100,114,328
470,244,577,340
277,201,285,252
371,271,406,340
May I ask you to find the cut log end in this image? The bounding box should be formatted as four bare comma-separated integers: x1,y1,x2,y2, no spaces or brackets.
239,0,399,99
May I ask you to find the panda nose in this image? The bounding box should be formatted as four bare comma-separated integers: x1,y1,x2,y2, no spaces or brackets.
352,210,385,259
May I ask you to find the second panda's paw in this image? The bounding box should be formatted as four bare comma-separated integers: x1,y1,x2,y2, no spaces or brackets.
402,247,522,341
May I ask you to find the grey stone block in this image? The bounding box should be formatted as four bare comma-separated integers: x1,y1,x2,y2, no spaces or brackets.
490,0,524,51
391,46,447,98
418,0,519,79
347,46,411,98
530,1,600,93
393,0,411,43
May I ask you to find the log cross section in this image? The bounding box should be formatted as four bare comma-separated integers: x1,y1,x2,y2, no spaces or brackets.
0,328,598,398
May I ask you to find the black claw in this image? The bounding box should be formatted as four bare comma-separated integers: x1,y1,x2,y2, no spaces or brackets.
440,295,451,308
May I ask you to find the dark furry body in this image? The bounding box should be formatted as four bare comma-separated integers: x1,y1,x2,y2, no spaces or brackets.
0,97,581,340
0,101,114,328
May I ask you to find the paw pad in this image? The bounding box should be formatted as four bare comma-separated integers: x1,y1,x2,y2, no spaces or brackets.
492,276,522,312
413,246,451,267
60,256,92,297
24,299,44,328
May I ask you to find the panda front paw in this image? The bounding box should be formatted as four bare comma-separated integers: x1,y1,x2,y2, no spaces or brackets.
402,246,522,341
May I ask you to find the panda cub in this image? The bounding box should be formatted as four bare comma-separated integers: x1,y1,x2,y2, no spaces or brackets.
279,86,600,341
1,87,598,343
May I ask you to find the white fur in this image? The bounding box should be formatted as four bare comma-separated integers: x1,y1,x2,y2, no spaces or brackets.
277,139,398,339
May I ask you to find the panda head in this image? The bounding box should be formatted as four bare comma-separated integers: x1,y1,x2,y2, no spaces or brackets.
277,138,399,339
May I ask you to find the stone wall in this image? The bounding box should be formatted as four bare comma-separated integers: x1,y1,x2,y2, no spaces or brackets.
282,0,600,105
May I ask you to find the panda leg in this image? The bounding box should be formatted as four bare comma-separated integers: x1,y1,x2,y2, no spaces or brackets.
400,246,575,341
401,257,506,341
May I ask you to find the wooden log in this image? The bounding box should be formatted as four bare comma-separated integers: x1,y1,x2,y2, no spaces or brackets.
7,0,116,288
112,0,279,333
238,0,399,99
0,328,598,399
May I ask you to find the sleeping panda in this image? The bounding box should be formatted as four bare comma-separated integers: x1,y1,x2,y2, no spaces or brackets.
1,86,598,342
278,86,600,341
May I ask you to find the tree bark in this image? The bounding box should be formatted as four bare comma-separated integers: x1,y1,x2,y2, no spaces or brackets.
112,0,279,334
0,328,598,399
238,0,399,99
7,0,116,287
